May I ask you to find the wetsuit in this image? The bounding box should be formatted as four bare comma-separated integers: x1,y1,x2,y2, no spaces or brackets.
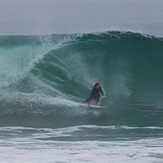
84,87,104,104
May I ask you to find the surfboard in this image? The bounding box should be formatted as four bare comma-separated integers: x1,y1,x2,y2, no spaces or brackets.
79,102,105,109
88,105,105,109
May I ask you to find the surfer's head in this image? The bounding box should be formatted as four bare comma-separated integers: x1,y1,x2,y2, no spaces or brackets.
94,83,100,89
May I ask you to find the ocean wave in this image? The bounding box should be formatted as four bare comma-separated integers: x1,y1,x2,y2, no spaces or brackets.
0,31,163,126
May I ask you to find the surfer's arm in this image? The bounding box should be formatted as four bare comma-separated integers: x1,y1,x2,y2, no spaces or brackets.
100,87,105,96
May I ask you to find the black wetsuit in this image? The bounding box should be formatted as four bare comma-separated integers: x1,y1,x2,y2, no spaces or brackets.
84,87,104,104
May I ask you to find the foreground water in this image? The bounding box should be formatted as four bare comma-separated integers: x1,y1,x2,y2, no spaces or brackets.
1,125,163,163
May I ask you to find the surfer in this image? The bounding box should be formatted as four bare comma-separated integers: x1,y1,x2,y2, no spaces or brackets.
80,83,105,106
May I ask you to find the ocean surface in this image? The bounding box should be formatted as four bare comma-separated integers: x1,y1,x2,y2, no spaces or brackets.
0,31,163,162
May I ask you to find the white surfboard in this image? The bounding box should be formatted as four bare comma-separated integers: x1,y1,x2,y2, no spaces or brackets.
79,102,105,109
88,105,105,109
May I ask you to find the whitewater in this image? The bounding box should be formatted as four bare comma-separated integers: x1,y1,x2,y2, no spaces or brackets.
0,31,163,162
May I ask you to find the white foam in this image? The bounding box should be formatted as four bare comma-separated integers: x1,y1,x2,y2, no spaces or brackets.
0,125,163,162
0,138,163,163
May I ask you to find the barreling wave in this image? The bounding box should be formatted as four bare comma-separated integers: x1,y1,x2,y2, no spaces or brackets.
0,31,163,127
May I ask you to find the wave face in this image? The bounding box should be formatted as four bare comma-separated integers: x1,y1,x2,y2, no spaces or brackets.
0,31,163,127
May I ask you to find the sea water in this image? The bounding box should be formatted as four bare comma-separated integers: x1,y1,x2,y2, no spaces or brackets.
0,1,163,163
